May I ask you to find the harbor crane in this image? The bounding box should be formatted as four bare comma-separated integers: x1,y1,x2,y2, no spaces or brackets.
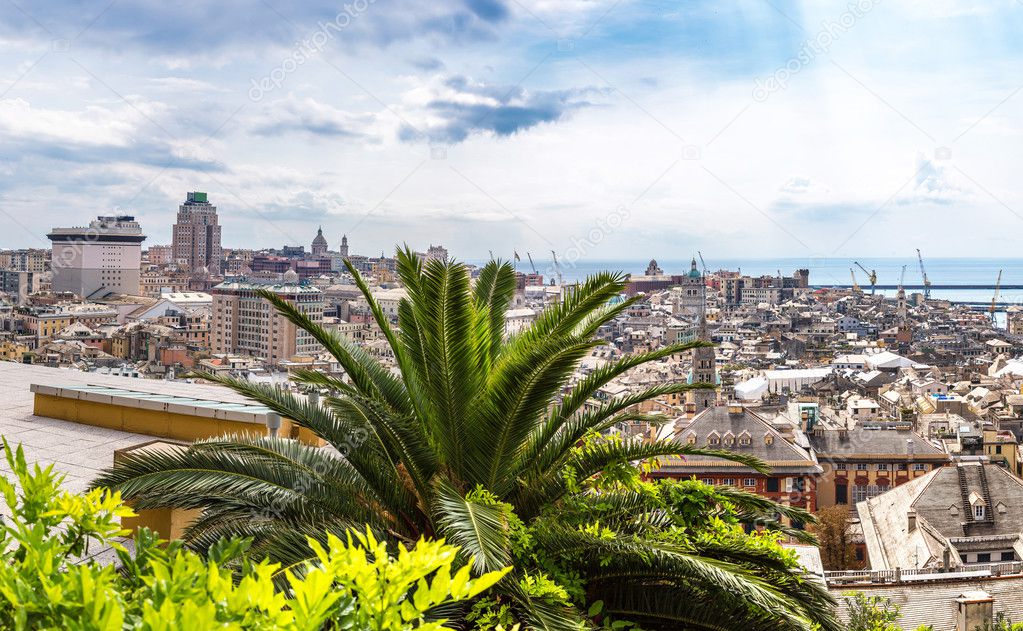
854,262,877,294
849,268,861,293
991,269,1003,324
916,249,932,300
550,250,563,286
698,251,708,276
526,252,537,274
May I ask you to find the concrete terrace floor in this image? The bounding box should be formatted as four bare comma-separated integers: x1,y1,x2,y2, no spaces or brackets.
0,361,256,496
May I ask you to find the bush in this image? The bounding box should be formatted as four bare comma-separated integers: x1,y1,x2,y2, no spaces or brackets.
0,440,508,630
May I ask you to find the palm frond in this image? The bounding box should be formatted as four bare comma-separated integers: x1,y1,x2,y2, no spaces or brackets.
253,289,412,415
432,481,512,574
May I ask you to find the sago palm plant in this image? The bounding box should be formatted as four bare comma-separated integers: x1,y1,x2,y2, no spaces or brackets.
93,249,837,630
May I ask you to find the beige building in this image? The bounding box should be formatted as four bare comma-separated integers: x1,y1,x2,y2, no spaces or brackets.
809,426,950,510
211,277,323,366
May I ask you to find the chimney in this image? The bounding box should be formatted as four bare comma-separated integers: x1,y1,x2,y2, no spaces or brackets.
956,591,994,631
728,403,744,415
907,438,915,456
908,509,917,532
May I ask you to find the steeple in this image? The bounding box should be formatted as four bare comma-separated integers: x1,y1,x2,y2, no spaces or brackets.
339,234,349,258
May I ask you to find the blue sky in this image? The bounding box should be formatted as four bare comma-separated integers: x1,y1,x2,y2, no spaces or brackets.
1,0,1022,262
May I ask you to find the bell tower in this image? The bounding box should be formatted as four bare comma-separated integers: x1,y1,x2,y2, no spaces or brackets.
686,257,717,412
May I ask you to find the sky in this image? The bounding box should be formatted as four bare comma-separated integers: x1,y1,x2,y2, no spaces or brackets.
1,0,1022,265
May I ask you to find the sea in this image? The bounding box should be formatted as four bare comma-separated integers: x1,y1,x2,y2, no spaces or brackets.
477,257,1023,322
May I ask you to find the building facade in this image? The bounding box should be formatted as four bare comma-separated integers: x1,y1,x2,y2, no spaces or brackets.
172,192,222,274
211,277,323,365
809,427,950,509
655,404,822,517
47,215,146,298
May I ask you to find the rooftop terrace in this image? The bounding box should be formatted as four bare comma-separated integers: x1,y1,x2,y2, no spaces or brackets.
0,362,259,501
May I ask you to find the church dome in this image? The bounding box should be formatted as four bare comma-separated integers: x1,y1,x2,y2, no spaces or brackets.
283,268,300,284
310,226,327,246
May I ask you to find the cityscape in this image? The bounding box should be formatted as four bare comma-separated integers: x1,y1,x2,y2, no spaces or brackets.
3,1,1023,630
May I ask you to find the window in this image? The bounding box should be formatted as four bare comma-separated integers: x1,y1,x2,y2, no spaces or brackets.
701,478,714,485
852,485,884,503
791,477,805,492
974,505,986,519
743,478,756,487
897,463,908,471
835,483,848,505
765,478,780,492
722,478,735,486
977,553,991,563
835,463,847,470
876,463,888,471
1002,552,1015,561
913,463,927,471
856,463,868,471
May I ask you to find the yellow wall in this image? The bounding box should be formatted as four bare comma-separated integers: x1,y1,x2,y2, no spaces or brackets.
33,394,305,444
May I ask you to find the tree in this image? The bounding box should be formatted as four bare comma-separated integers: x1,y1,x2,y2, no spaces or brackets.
845,593,901,631
94,250,839,631
0,440,507,630
814,504,858,570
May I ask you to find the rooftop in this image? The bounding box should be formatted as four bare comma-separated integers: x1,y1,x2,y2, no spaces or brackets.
0,362,257,503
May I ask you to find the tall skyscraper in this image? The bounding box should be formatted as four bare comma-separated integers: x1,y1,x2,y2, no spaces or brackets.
47,215,146,298
172,192,222,274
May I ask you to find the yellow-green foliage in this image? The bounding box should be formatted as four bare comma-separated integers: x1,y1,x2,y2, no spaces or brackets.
0,440,508,630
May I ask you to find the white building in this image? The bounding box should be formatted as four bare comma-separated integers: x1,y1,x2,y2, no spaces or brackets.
48,215,146,298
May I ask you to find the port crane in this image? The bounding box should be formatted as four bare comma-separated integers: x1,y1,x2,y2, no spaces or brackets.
526,252,537,274
550,250,563,286
849,268,861,294
991,269,1003,324
854,262,877,294
916,249,931,300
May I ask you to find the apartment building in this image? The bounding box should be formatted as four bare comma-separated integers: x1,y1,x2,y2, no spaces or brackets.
809,426,950,509
211,276,323,365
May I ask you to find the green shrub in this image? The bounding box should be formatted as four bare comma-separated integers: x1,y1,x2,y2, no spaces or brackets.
0,440,508,630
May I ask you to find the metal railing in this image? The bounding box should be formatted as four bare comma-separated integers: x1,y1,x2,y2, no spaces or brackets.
825,562,1023,585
